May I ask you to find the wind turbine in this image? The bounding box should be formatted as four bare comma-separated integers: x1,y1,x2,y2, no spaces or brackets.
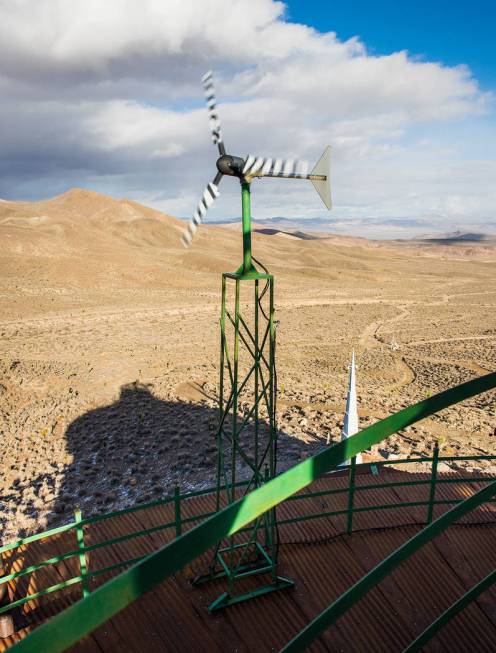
181,70,332,261
185,71,332,611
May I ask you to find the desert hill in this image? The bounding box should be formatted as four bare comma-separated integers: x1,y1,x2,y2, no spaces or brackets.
0,189,184,281
2,189,495,309
0,188,414,313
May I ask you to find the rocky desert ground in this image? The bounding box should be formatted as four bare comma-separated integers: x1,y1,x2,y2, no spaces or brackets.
1,188,495,542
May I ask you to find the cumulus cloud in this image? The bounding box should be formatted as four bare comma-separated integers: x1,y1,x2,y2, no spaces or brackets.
0,0,494,233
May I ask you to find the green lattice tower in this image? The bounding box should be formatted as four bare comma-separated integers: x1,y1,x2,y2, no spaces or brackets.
193,182,294,610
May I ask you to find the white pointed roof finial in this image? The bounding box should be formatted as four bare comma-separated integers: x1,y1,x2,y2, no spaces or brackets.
341,350,362,465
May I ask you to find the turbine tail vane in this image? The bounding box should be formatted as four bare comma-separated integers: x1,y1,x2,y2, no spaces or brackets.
310,145,332,210
242,147,332,210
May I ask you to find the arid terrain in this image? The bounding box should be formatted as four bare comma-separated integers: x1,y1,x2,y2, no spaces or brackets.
1,189,495,542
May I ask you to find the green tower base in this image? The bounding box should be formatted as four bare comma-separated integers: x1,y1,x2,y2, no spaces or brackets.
192,265,294,610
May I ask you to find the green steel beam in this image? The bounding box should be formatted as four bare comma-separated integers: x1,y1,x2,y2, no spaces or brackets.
203,268,281,608
235,182,257,276
5,451,492,554
280,479,496,653
403,568,496,652
1,460,493,589
242,182,252,274
0,577,84,616
9,371,496,653
426,442,440,523
346,456,357,534
0,521,79,554
74,509,89,598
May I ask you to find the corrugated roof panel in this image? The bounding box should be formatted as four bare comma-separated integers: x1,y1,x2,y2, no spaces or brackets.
0,467,494,652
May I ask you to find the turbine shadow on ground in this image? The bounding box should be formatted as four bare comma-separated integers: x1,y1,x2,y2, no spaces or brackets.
4,382,319,539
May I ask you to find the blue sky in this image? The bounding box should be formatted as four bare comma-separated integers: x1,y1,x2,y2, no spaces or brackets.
286,0,496,88
0,0,495,237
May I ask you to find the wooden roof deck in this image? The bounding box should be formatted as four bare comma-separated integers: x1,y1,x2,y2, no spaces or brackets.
1,467,495,652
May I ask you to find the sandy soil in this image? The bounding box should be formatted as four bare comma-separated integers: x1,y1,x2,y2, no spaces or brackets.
1,189,495,542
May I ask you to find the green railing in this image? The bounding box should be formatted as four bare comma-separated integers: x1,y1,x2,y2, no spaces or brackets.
0,482,234,614
2,450,494,618
281,479,496,652
404,567,496,652
6,371,496,653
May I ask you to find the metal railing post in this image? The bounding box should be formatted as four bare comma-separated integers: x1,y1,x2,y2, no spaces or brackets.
427,442,440,524
74,509,89,598
174,486,182,538
347,456,357,534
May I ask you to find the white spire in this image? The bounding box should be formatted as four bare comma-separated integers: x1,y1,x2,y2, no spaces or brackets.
341,350,362,464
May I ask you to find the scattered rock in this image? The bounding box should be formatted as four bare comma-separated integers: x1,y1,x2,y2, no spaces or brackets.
436,462,452,474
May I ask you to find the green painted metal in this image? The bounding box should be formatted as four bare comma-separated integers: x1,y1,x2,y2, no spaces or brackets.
436,454,495,462
9,372,496,653
240,182,255,275
209,574,295,611
0,555,150,616
174,486,182,537
0,484,490,595
404,568,496,652
276,496,495,528
1,452,494,562
1,453,494,612
0,521,79,554
346,456,357,534
0,576,85,616
426,442,439,523
194,177,290,609
194,257,291,608
74,509,89,598
281,479,496,653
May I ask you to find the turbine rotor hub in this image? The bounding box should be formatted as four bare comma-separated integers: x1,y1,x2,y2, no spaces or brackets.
216,154,245,177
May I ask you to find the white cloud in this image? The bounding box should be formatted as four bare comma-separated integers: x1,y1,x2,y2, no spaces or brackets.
0,0,494,232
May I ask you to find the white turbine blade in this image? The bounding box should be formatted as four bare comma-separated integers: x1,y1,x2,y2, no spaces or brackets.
310,146,332,210
250,156,265,175
297,160,309,176
282,159,294,176
272,159,283,176
261,158,273,174
181,181,220,248
243,154,256,174
181,231,192,247
202,70,223,146
244,155,310,179
252,157,309,177
209,182,220,199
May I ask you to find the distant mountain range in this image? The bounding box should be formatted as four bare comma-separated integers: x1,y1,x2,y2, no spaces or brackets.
209,216,496,241
417,230,496,244
2,190,495,284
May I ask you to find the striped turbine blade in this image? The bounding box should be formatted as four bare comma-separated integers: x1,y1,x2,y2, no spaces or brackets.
297,160,309,176
202,71,222,145
242,154,256,174
243,155,308,178
181,182,220,248
283,159,294,176
250,156,265,175
272,159,283,176
261,159,273,174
